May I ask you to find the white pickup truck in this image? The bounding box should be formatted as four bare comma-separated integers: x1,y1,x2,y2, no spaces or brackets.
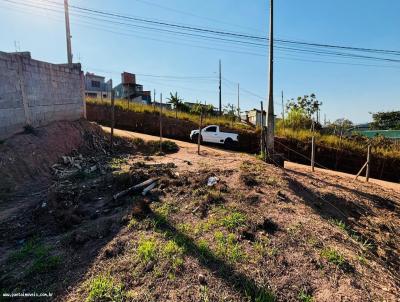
190,125,239,147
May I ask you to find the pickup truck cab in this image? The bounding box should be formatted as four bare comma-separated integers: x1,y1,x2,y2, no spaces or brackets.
190,125,239,147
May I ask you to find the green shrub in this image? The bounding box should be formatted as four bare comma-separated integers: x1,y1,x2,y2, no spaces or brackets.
145,140,179,154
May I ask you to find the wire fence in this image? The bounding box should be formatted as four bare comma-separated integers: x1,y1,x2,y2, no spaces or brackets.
270,139,400,282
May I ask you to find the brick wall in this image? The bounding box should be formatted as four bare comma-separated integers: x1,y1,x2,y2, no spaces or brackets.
0,51,85,139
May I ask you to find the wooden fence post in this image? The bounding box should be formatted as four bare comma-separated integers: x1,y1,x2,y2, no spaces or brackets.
366,144,371,182
110,87,115,152
197,106,203,155
260,101,265,161
311,135,315,172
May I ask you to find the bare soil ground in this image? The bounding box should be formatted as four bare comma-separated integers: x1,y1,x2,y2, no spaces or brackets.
0,124,399,302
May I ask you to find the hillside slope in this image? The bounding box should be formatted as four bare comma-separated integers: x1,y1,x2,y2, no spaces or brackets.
1,126,399,302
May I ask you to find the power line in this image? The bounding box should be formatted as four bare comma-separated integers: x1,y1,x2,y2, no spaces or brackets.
7,0,400,58
132,0,264,34
4,0,400,67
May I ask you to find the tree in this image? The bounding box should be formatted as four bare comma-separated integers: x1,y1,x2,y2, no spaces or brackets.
284,107,312,129
167,92,183,118
190,103,215,116
370,111,400,130
325,118,354,136
286,93,322,122
223,103,237,120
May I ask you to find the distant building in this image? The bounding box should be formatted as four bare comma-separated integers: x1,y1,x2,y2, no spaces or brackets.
353,123,371,131
84,72,112,100
114,72,151,104
354,130,400,141
245,109,267,127
183,102,198,109
152,102,172,110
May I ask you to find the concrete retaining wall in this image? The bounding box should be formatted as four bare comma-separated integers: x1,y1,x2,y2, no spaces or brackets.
0,51,85,139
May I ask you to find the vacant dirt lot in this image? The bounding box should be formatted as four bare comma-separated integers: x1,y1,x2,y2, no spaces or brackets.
1,124,399,301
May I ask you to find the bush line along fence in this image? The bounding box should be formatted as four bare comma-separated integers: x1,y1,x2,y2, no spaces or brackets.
86,101,400,183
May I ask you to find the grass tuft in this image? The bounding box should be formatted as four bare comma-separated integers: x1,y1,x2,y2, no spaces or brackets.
214,231,244,263
162,240,185,270
243,280,276,302
137,237,158,263
298,289,313,302
222,212,246,230
320,247,345,266
9,239,61,274
86,276,125,302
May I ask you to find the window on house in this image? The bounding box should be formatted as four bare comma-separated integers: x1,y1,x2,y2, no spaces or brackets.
103,94,107,98
91,80,100,88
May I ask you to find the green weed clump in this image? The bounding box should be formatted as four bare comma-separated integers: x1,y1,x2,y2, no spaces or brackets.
298,289,313,302
329,219,374,251
253,237,277,258
9,239,61,274
329,219,347,232
222,212,246,230
214,231,244,263
86,276,125,302
243,280,276,302
137,237,158,263
197,239,212,259
162,240,185,269
146,140,179,154
320,247,345,266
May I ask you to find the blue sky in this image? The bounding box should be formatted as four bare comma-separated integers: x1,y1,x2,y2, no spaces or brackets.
1,0,399,123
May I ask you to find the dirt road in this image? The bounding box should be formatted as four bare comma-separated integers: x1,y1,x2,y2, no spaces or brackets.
104,126,400,193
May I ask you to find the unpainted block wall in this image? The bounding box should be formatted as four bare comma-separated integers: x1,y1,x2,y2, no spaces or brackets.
0,51,85,139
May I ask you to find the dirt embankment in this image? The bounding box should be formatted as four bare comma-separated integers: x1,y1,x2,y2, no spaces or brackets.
87,103,400,183
0,120,108,194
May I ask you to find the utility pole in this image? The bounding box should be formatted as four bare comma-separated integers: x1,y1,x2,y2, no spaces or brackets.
237,83,240,120
266,0,274,160
159,93,163,153
219,59,222,116
260,101,266,161
311,136,315,172
197,103,204,155
64,0,73,64
281,90,285,130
